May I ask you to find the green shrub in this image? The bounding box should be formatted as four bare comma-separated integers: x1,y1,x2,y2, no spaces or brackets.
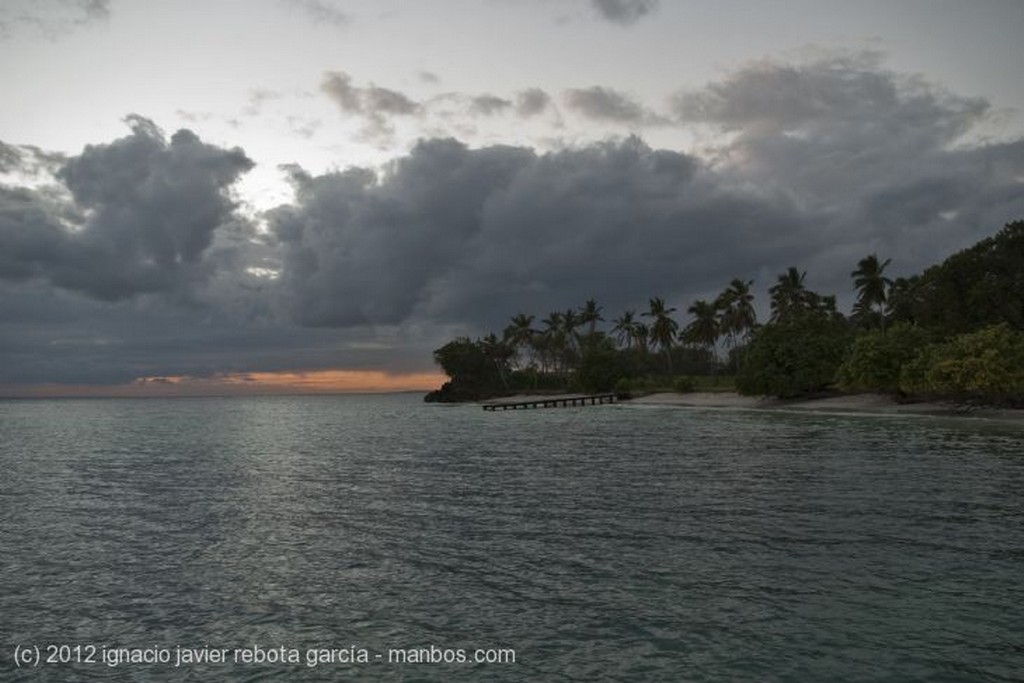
899,324,1024,404
737,313,852,398
835,322,931,393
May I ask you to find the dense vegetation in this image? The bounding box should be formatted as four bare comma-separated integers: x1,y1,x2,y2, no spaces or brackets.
426,220,1024,406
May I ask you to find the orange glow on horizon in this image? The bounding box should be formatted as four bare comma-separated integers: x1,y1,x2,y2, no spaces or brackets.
3,369,448,398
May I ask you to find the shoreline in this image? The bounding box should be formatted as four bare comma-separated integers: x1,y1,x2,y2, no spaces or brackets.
625,392,1024,422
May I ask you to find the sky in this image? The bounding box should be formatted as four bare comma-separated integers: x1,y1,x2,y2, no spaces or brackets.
1,0,1023,396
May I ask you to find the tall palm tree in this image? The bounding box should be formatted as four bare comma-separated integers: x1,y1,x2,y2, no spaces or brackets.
612,310,637,349
480,333,512,390
643,296,679,376
886,275,921,326
562,307,582,357
632,321,650,355
716,279,757,370
769,267,808,323
852,254,893,331
539,312,565,376
683,299,719,374
541,311,564,332
722,279,757,343
503,313,536,370
579,298,604,336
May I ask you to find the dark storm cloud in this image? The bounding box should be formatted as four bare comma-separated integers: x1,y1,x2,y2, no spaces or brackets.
321,71,421,139
0,186,67,282
591,0,659,25
267,136,807,331
563,86,661,124
275,53,1024,332
0,115,254,300
0,277,417,386
269,140,535,327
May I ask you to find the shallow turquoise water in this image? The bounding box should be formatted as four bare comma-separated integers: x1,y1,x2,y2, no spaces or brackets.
1,394,1022,681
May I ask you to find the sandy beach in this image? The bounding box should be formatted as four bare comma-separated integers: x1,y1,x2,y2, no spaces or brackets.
626,392,1024,422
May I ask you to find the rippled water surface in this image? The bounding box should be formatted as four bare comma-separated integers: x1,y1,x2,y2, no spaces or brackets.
2,394,1023,681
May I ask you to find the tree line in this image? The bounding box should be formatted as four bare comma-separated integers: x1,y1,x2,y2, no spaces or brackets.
426,220,1024,406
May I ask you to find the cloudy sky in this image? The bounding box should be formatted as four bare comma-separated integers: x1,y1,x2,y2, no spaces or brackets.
1,0,1023,396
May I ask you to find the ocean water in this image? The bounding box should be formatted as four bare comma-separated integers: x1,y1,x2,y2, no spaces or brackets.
1,393,1022,682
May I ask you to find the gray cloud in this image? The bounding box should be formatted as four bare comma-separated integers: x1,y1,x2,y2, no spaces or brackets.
425,90,549,123
321,71,421,140
674,52,988,147
0,115,254,301
320,72,362,113
0,142,69,184
0,0,109,38
0,142,21,172
283,0,349,28
80,0,108,20
267,136,805,331
671,52,1023,295
0,276,416,387
276,54,1024,332
242,88,286,116
363,85,419,116
516,88,552,117
470,94,513,116
563,86,661,124
591,0,659,25
269,140,536,327
286,116,322,139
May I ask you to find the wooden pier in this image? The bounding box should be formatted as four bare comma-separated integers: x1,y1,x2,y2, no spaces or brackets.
482,393,617,411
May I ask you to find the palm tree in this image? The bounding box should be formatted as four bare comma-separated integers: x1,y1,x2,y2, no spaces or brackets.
579,298,604,336
612,310,637,349
632,321,650,355
850,297,881,330
716,279,757,371
769,267,808,323
721,279,757,343
541,311,564,332
886,275,921,326
539,312,565,376
643,296,679,376
562,307,582,358
480,333,512,390
503,313,536,370
683,299,719,373
852,254,893,330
